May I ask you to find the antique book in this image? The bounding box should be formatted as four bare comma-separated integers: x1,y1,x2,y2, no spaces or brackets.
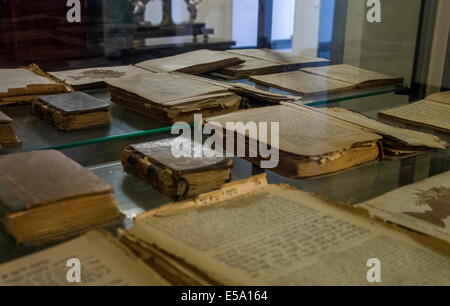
106,72,241,123
0,150,124,244
379,91,450,133
360,171,450,245
250,64,403,96
0,64,72,105
308,106,447,159
31,92,111,132
206,103,382,178
135,50,243,75
0,111,19,148
301,64,404,88
218,48,329,79
121,137,233,200
49,65,149,90
121,175,450,285
0,230,169,286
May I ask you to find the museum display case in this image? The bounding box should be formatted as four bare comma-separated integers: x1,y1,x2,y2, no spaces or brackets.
0,0,449,287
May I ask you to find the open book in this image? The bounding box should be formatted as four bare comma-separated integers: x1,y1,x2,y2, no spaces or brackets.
106,72,242,123
0,230,169,286
360,171,450,244
250,64,403,96
215,48,329,79
0,64,72,105
121,175,450,285
135,49,243,75
307,106,446,159
49,65,150,90
379,91,450,133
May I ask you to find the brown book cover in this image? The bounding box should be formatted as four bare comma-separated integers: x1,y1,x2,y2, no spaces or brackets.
0,150,124,244
0,111,19,147
121,137,233,200
32,92,111,131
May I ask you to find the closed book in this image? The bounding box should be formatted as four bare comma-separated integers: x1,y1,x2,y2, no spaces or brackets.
32,92,111,132
121,137,233,200
0,150,124,244
0,111,19,147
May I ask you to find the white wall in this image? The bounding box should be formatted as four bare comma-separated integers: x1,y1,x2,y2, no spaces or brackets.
292,0,321,56
272,0,295,41
232,0,258,47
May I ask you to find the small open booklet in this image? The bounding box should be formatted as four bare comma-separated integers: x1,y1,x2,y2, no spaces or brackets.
121,174,450,286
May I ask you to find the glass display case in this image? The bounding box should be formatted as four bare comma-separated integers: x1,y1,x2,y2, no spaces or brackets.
0,0,449,286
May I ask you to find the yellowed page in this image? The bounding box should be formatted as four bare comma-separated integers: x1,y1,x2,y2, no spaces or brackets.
106,73,229,105
310,106,446,149
125,178,450,286
301,64,403,86
135,49,241,73
361,171,450,244
0,231,169,286
0,69,58,94
227,49,328,65
379,100,450,133
426,91,450,105
250,70,356,96
50,66,149,88
206,104,381,157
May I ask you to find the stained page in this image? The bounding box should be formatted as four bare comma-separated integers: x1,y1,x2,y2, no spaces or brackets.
0,231,169,286
227,49,328,65
50,66,148,88
125,176,450,286
426,91,450,105
379,100,450,133
250,70,356,96
360,171,450,244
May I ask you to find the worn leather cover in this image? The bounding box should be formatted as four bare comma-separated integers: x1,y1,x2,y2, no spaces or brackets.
0,111,12,124
38,92,110,114
129,137,232,173
0,150,113,212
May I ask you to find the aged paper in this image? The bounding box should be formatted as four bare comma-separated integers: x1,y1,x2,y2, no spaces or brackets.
426,91,450,105
0,69,58,94
50,66,148,88
250,70,356,96
207,104,381,157
310,106,446,149
379,100,450,133
301,64,403,87
125,178,450,285
0,231,169,286
361,171,450,244
227,49,328,65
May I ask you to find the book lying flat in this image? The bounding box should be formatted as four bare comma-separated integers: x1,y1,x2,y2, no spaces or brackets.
0,230,169,286
32,92,111,132
121,137,233,200
379,91,450,133
360,171,450,245
0,111,19,148
250,64,403,96
217,49,329,79
49,65,149,90
0,64,72,105
206,103,382,178
135,50,243,75
121,175,450,285
0,150,124,245
106,73,242,123
308,106,446,159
